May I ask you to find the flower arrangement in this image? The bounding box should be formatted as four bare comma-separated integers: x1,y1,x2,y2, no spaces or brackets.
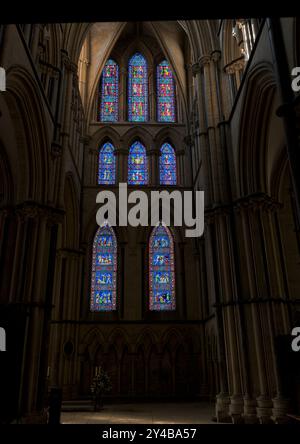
90,366,112,410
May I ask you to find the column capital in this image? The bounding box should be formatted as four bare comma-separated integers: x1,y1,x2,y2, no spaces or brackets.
191,62,201,77
148,148,160,156
79,135,91,146
211,50,221,63
115,148,128,156
198,55,211,68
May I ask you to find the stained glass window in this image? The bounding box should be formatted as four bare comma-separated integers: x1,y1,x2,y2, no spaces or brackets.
100,59,119,122
149,224,176,311
98,142,116,185
160,143,177,185
128,141,148,185
128,53,148,122
90,224,117,311
157,60,176,122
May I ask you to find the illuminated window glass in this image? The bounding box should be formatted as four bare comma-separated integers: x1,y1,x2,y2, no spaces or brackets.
128,53,148,122
98,142,116,185
128,141,148,185
160,143,176,185
100,59,119,122
90,224,117,311
157,60,176,122
149,224,176,311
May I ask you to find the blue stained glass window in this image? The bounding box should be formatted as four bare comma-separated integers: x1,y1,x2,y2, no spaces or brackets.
128,141,148,185
157,60,176,122
160,143,177,185
128,53,148,122
90,224,117,311
98,142,116,185
100,59,119,122
149,224,175,311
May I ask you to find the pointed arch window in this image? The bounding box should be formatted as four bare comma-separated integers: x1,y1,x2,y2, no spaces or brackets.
98,142,116,185
100,59,119,122
157,60,176,122
128,141,148,185
160,143,177,185
90,224,117,311
149,224,176,311
128,53,148,122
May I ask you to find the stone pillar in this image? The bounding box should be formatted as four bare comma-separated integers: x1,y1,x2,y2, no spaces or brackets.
176,149,185,187
119,67,127,122
192,60,212,203
8,210,27,303
115,147,128,183
149,148,159,186
205,222,231,422
199,55,221,203
148,66,155,122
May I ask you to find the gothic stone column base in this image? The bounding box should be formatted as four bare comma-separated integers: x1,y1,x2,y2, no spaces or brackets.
215,392,232,423
229,394,244,424
243,396,259,424
271,396,290,424
256,395,273,424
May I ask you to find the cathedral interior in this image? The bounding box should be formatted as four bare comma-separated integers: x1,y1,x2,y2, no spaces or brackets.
0,18,300,424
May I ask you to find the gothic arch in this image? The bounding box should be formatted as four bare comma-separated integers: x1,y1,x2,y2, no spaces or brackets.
4,66,50,203
121,40,154,71
92,126,121,150
154,127,184,153
238,63,280,196
135,328,160,354
161,327,184,350
79,327,106,360
107,327,132,355
123,126,153,151
83,210,127,246
79,22,126,123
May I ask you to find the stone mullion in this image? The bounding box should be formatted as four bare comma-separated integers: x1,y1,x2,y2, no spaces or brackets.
115,148,128,183
149,149,159,186
94,150,98,185
119,67,126,122
148,67,155,122
176,150,185,187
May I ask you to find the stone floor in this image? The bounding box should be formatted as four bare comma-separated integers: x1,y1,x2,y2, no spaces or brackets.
61,402,216,424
